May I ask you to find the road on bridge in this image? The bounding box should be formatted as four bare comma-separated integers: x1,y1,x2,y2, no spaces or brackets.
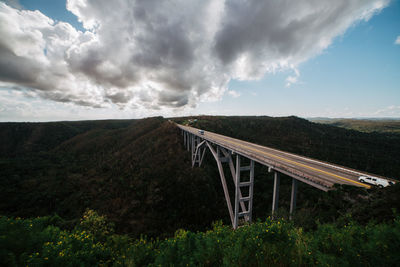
177,124,389,190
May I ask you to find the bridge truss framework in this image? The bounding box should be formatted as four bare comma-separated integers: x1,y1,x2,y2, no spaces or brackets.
182,128,299,229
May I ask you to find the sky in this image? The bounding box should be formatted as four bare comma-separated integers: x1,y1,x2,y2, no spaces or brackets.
0,0,399,122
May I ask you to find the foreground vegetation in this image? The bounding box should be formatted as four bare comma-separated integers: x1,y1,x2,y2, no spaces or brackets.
2,210,400,266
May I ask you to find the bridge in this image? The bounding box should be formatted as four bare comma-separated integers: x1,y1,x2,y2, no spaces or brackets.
177,124,383,229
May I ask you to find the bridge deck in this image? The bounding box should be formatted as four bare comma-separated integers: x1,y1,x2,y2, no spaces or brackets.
177,124,385,191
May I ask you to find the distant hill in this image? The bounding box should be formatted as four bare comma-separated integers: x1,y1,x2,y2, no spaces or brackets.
0,120,136,157
309,118,400,134
1,116,400,238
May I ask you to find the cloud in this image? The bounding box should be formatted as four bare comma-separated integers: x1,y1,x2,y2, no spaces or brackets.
395,36,400,45
373,105,400,117
227,90,241,98
0,0,21,9
0,0,389,110
286,68,300,87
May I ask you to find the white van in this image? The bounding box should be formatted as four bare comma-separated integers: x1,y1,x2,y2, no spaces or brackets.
358,176,394,188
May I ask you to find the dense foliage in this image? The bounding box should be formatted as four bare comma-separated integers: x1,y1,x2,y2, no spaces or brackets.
0,118,225,237
310,118,400,135
2,211,400,266
1,116,400,265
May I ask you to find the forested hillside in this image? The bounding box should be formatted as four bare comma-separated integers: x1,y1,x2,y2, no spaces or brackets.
309,118,400,134
1,116,400,265
0,117,227,237
1,116,400,235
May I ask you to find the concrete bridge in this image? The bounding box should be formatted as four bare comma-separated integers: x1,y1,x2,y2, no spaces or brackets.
178,124,382,229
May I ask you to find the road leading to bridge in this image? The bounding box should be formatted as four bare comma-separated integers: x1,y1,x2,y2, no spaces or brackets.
178,124,384,190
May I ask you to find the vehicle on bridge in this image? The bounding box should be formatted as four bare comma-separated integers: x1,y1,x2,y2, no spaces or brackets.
198,130,204,135
358,176,394,188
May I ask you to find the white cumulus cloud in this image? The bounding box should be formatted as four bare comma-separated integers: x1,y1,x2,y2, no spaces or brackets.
373,105,400,117
395,36,400,45
0,0,389,111
286,68,300,87
227,90,241,98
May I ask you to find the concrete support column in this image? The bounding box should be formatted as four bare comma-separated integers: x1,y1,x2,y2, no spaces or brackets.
187,133,190,151
198,147,201,167
248,160,255,223
191,134,195,154
234,154,241,229
290,178,298,220
272,171,280,217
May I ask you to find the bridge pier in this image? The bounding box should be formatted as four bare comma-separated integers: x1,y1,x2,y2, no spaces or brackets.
219,148,253,226
290,178,298,220
234,155,254,229
272,171,280,218
183,130,186,148
199,143,207,167
192,137,205,167
271,172,298,220
203,144,255,229
191,134,194,154
187,132,190,151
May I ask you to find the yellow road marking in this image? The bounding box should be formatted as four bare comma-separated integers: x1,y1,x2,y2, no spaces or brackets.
185,127,370,189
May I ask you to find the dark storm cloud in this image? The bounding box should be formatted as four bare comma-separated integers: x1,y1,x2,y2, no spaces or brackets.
157,90,189,107
0,44,41,84
106,91,134,104
0,0,389,109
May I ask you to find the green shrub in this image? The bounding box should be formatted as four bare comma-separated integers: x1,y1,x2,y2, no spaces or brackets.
77,209,114,241
308,218,400,266
0,215,63,266
26,228,114,266
1,213,400,266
